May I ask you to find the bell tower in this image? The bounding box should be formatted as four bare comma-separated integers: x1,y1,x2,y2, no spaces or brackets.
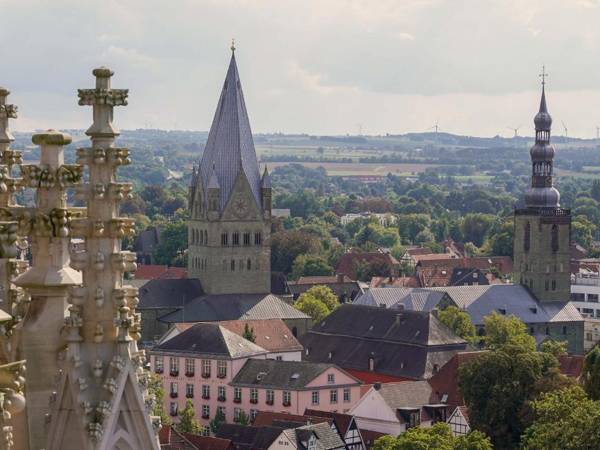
513,68,571,302
188,44,271,294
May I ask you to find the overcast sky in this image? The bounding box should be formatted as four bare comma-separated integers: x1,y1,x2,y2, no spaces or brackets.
2,0,600,137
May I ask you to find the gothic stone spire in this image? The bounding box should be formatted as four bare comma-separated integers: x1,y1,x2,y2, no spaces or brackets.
198,49,262,212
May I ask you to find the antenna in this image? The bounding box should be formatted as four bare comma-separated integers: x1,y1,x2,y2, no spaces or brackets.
428,121,440,134
506,126,521,138
561,121,568,138
597,126,600,140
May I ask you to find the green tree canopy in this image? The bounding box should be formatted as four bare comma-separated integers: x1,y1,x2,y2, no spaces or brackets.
291,254,333,280
152,219,187,267
271,230,322,274
294,295,330,324
437,306,476,342
483,312,536,352
148,373,171,427
583,346,600,400
209,408,226,434
521,386,600,450
301,285,339,312
372,423,492,450
177,399,201,434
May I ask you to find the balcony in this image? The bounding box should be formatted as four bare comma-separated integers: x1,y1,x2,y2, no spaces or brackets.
217,396,226,402
202,394,210,400
185,371,195,378
170,370,179,377
217,373,227,379
202,412,209,419
201,372,211,379
282,401,291,407
233,398,242,404
250,398,258,404
170,392,178,399
266,399,274,406
154,368,163,374
186,393,194,399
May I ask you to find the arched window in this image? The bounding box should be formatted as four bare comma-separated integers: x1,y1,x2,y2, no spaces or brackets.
231,259,235,271
204,230,208,244
551,224,559,252
524,222,531,252
247,259,251,270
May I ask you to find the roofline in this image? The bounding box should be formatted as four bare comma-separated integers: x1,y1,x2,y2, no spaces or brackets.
148,349,270,360
228,381,361,391
305,330,466,348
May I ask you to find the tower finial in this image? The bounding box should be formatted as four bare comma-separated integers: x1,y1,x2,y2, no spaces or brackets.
539,65,548,86
230,38,236,53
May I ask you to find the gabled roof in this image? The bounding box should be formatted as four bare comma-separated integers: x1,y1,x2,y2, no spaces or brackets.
181,434,234,450
303,409,354,436
354,288,446,311
157,293,309,323
300,305,466,379
198,52,262,211
216,424,282,450
152,322,267,359
138,279,204,309
295,422,345,450
375,381,435,411
370,276,420,288
231,359,357,390
219,319,303,353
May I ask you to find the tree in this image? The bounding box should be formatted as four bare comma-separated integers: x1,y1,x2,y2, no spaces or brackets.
243,323,256,343
148,373,171,427
539,340,567,358
461,214,494,247
209,408,226,434
291,254,333,280
371,423,492,450
152,219,187,266
235,410,250,426
583,346,600,400
271,230,322,274
294,295,329,324
437,306,476,342
177,399,201,434
521,386,600,449
483,312,536,351
301,285,339,312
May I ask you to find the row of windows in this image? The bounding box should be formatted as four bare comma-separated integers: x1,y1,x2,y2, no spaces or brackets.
520,278,557,292
167,384,352,406
190,229,208,245
169,402,259,425
191,257,207,271
155,357,227,378
523,263,564,273
571,293,599,303
222,258,260,272
523,222,560,253
221,232,262,247
190,230,264,247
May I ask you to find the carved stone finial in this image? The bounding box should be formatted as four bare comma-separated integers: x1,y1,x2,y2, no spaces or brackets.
31,130,73,147
0,88,17,145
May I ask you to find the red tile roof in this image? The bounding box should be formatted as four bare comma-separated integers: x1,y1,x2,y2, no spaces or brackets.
558,354,584,378
428,351,486,410
345,369,413,385
417,256,513,287
252,411,330,428
413,253,454,263
135,265,187,280
360,429,387,449
182,433,234,450
370,276,420,288
159,425,200,449
303,409,353,435
406,247,435,257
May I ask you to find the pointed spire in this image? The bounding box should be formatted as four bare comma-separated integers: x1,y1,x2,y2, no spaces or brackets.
534,66,552,132
198,44,262,211
261,165,271,189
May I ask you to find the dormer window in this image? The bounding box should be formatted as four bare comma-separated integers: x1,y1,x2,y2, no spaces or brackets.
368,357,375,372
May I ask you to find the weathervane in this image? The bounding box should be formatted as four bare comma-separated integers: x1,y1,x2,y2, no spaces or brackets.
231,38,236,53
539,65,548,86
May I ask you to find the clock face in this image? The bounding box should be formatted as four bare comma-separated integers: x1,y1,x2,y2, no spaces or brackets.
233,195,249,219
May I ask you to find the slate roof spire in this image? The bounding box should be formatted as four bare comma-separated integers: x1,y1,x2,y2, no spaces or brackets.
198,44,262,211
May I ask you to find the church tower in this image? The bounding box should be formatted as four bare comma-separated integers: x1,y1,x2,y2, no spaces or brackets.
188,44,271,294
513,71,571,302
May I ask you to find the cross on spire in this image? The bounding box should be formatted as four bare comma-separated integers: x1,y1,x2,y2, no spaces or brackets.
230,38,236,53
539,65,548,86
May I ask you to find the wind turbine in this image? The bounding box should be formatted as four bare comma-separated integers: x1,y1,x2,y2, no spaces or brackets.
561,121,568,138
428,121,440,134
506,126,521,138
596,126,600,140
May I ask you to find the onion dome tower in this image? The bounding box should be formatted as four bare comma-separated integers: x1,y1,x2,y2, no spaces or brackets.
513,68,571,303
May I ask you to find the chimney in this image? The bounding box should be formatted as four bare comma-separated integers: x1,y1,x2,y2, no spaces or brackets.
374,382,381,390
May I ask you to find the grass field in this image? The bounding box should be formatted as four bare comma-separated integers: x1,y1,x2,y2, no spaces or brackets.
261,161,443,177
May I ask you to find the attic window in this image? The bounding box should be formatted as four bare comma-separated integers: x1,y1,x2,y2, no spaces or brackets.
441,394,448,403
305,348,310,356
530,307,537,314
291,373,300,380
498,308,506,315
328,352,333,360
441,270,447,275
369,325,374,331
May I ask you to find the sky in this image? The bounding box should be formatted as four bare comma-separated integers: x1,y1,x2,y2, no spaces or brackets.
2,0,600,138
